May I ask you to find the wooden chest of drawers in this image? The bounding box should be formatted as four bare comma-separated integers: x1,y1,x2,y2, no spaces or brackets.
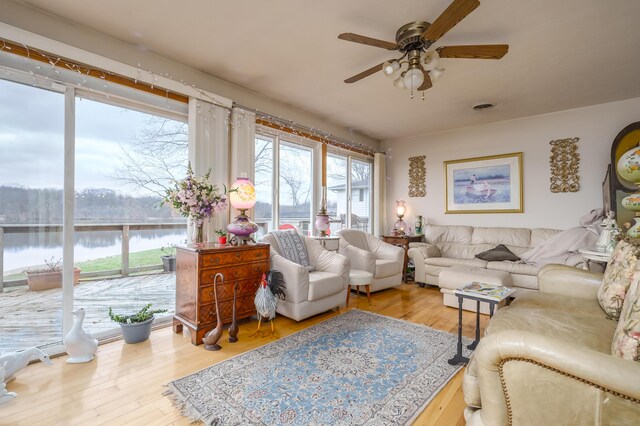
172,243,270,345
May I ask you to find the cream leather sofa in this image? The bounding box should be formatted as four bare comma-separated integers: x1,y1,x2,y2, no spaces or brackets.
260,233,350,321
335,229,405,292
408,224,576,293
463,264,640,425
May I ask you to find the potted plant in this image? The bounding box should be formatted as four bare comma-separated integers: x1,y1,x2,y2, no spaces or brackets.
160,244,177,272
25,257,81,291
215,229,227,245
108,303,167,344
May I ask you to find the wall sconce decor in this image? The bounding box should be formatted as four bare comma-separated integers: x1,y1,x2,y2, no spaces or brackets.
549,137,580,193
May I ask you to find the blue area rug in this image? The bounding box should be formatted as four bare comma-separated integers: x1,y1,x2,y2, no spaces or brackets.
165,309,470,425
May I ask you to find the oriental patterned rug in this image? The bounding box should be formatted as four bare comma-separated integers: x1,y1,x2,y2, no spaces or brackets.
164,309,471,425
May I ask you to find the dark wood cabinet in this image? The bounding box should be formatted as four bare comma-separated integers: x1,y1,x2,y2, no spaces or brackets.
172,243,270,345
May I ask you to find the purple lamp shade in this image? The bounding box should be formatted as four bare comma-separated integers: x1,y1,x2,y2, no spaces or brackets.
229,177,256,211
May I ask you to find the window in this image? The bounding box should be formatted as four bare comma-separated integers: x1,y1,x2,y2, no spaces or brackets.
253,128,373,236
254,136,274,236
278,142,313,235
350,159,372,233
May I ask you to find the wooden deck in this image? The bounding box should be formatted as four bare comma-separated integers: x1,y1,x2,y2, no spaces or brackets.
0,273,176,352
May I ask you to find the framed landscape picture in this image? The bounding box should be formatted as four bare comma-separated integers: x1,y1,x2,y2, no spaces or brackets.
444,152,523,214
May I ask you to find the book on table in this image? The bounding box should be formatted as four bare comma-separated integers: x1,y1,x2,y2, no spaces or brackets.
454,282,516,302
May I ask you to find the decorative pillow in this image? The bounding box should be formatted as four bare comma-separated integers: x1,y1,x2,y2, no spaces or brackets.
598,240,638,320
612,267,640,361
475,244,521,262
271,230,315,272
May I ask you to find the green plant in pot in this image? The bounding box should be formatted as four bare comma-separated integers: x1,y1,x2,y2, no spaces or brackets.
108,303,167,344
215,229,227,245
160,244,177,272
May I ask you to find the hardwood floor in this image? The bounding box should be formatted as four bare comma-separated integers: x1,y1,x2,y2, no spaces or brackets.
1,283,489,425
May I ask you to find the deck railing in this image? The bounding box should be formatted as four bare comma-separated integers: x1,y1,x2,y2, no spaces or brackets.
0,223,186,292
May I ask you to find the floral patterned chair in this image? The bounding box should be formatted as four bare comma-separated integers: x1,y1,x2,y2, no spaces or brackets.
463,239,640,425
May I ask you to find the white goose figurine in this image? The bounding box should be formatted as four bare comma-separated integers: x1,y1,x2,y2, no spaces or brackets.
63,308,98,363
0,347,52,383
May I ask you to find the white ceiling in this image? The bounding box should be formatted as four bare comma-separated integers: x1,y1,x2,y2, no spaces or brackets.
16,0,640,141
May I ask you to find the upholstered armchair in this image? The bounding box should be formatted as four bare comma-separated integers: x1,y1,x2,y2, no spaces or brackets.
260,233,350,321
335,229,404,292
463,264,640,425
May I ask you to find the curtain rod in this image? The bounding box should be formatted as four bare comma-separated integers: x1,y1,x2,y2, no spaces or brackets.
233,103,384,155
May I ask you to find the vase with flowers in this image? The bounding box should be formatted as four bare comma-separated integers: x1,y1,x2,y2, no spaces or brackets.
164,164,227,246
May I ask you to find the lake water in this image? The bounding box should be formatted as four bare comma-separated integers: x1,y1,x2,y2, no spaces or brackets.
3,228,187,273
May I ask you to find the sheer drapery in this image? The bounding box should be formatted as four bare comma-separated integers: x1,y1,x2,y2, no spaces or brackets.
373,153,387,237
188,98,230,240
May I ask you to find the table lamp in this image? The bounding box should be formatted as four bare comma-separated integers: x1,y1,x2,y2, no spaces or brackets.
227,175,258,245
393,200,407,236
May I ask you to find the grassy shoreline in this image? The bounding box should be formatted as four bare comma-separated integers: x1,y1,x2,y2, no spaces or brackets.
3,248,169,281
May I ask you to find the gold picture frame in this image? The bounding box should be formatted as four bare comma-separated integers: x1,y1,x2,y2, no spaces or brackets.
444,152,523,214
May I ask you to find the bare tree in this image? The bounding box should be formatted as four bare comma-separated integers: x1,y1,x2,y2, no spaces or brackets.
114,117,188,197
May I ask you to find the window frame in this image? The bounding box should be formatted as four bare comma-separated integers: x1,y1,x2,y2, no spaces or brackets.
255,125,374,234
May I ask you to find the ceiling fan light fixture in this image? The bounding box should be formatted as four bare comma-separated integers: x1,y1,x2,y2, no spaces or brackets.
423,51,439,71
393,74,407,89
403,67,424,90
382,60,400,76
429,67,445,81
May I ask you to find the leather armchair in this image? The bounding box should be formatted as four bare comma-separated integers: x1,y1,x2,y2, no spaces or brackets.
335,229,404,292
463,265,640,425
260,233,350,321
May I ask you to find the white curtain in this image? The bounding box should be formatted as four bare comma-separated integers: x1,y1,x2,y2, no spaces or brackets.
373,152,387,237
230,107,256,219
188,98,230,241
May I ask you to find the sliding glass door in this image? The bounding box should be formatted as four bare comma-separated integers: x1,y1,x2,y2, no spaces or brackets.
350,159,372,233
74,97,187,338
0,78,65,352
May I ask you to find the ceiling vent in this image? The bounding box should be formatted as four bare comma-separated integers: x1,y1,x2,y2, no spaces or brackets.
473,103,495,111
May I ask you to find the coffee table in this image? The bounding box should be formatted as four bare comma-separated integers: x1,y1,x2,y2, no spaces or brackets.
448,283,516,365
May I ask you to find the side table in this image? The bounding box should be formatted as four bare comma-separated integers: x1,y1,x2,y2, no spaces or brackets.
578,247,612,270
448,285,516,365
381,234,423,282
310,236,340,252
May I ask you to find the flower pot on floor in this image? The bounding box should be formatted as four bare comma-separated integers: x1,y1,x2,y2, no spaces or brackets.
161,255,176,272
119,316,155,344
26,267,81,291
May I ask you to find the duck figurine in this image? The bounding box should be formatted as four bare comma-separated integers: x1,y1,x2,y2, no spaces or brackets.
63,308,98,363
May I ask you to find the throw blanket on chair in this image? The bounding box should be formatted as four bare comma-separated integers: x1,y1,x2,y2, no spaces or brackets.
271,230,315,272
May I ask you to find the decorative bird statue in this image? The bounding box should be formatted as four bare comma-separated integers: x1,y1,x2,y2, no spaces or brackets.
250,271,286,337
63,308,98,363
203,273,224,351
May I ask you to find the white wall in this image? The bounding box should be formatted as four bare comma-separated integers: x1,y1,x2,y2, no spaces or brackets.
383,97,640,231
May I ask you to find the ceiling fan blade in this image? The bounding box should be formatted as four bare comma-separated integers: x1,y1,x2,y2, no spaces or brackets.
422,0,480,43
437,44,509,59
338,33,398,50
418,71,433,91
344,62,385,84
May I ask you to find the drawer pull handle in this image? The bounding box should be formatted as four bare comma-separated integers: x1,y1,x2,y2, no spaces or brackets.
235,253,241,259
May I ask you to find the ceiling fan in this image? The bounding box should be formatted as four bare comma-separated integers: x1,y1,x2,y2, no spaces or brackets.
338,0,509,98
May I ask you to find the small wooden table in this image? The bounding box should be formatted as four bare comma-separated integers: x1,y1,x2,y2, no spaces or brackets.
448,284,516,365
381,235,423,282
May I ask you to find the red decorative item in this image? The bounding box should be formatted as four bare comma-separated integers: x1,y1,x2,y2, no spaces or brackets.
217,236,227,245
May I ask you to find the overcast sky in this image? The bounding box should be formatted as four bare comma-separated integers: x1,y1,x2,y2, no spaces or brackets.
0,77,183,196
